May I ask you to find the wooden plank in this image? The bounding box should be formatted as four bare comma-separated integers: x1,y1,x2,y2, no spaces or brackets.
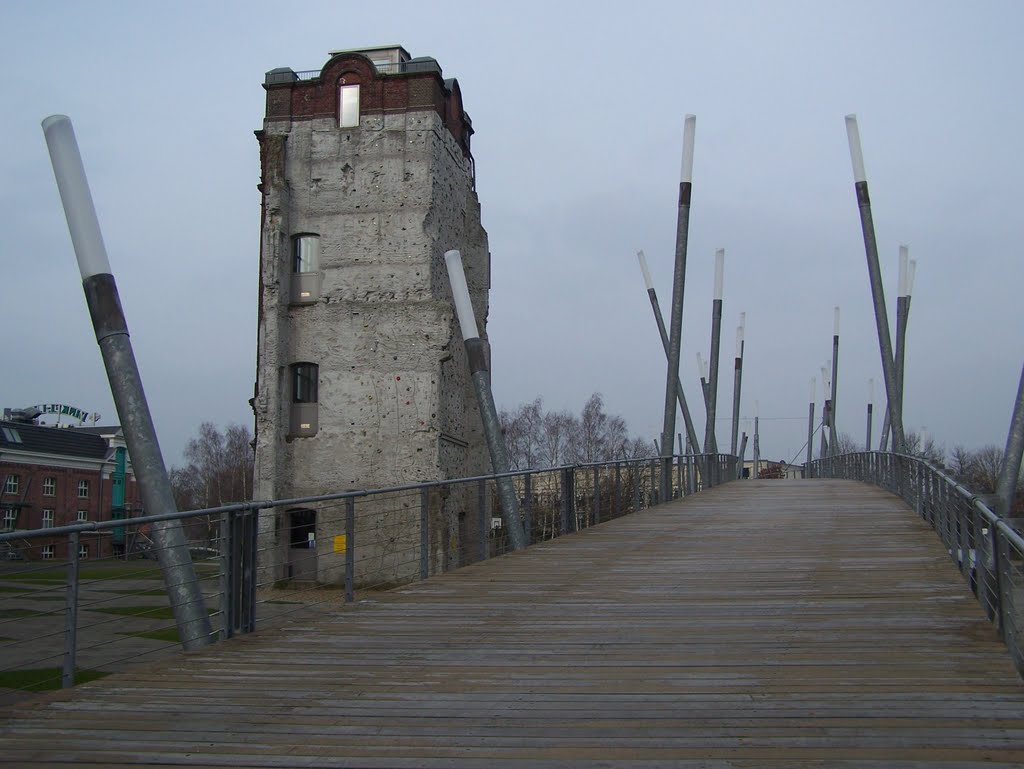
2,479,1023,767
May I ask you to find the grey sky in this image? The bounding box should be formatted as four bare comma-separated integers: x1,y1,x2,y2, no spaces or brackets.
2,1,1022,467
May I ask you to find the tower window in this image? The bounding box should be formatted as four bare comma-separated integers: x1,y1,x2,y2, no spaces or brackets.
292,235,320,274
339,84,360,128
292,363,319,404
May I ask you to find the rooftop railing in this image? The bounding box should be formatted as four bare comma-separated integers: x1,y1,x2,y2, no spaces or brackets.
808,451,1024,677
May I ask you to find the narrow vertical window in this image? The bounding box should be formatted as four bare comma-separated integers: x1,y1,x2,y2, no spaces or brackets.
77,510,88,522
42,509,54,528
292,363,319,403
43,477,56,496
289,363,320,438
79,544,90,560
78,480,90,498
42,545,54,560
2,508,16,531
3,475,18,495
293,235,320,274
339,84,360,128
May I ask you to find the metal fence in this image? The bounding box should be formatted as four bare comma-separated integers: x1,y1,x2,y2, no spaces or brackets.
808,451,1024,676
0,453,736,696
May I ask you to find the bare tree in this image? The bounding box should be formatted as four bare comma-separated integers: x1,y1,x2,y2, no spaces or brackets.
170,422,255,511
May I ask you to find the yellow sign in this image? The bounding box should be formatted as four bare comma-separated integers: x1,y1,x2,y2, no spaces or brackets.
333,534,347,553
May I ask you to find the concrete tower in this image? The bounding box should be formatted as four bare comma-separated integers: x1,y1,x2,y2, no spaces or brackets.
253,46,490,585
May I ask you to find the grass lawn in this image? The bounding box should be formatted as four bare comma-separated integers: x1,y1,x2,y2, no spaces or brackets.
0,562,220,585
0,667,109,692
0,608,54,619
91,605,216,620
118,627,181,643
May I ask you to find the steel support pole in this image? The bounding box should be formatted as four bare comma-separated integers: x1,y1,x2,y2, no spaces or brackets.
830,331,840,456
894,294,911,442
344,498,354,603
62,531,80,689
705,297,723,454
731,345,743,457
444,251,527,551
660,115,697,501
738,433,748,479
638,253,700,454
820,401,830,460
995,362,1024,517
866,403,873,452
807,402,816,470
845,115,906,453
419,487,429,581
752,417,760,479
43,115,212,650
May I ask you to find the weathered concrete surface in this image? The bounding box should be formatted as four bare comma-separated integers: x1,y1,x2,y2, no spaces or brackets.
254,70,490,586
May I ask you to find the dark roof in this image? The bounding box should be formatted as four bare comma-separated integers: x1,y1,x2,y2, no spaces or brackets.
0,420,109,460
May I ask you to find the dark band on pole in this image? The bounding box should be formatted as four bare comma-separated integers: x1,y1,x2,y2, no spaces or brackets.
465,337,487,375
83,273,129,341
855,181,871,206
679,181,692,206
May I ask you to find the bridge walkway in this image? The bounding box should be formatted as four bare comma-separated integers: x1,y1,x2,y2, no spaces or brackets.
2,479,1023,767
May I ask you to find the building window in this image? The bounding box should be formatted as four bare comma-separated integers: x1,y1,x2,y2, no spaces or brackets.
42,545,54,560
292,235,320,274
42,509,54,528
43,477,56,496
78,480,90,498
339,84,360,128
292,363,319,404
77,510,88,523
78,544,89,560
2,508,16,531
4,475,18,495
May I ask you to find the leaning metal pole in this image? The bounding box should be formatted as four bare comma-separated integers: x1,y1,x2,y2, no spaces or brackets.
443,250,527,551
660,114,696,501
995,363,1024,517
637,251,700,453
807,377,816,469
865,378,874,451
829,307,840,455
42,115,213,650
730,317,745,456
879,251,915,451
820,365,830,460
752,414,760,479
704,249,725,453
845,114,906,452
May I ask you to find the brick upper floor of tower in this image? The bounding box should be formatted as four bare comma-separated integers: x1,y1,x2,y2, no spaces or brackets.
262,45,474,158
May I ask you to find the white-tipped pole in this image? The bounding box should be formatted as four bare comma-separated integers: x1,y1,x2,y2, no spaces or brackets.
834,306,840,337
41,115,113,279
868,378,875,404
697,352,708,381
821,365,830,392
443,250,480,341
680,114,697,183
845,114,867,183
713,249,725,301
898,245,909,297
739,311,746,334
811,377,817,404
637,250,654,291
907,259,917,297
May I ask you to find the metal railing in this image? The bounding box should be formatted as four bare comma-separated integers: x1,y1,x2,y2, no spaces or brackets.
808,451,1024,676
292,62,419,82
0,453,736,696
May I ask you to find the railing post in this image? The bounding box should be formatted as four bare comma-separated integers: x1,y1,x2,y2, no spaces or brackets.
650,459,657,506
996,531,1024,675
62,531,80,689
592,467,600,525
633,463,641,512
219,511,234,640
478,479,488,560
561,467,576,534
420,487,429,581
524,474,534,543
614,463,622,518
345,498,354,603
243,508,258,633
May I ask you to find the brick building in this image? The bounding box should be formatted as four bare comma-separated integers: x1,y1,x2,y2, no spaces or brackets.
0,420,142,560
253,45,491,584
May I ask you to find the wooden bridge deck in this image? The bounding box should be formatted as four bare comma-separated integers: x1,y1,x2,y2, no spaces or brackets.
3,479,1024,768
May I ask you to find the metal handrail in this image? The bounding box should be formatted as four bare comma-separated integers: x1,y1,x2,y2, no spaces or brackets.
808,450,1024,677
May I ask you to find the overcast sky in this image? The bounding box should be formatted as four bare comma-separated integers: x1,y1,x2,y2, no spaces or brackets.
2,0,1022,468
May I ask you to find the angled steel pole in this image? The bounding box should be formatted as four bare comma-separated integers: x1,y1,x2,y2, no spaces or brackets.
820,365,830,460
738,432,748,479
807,377,816,469
730,316,745,456
752,413,761,479
995,363,1024,517
704,249,725,453
865,378,874,451
845,115,906,453
660,115,696,500
829,307,840,455
637,251,700,453
444,251,527,551
879,251,915,450
42,115,212,650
